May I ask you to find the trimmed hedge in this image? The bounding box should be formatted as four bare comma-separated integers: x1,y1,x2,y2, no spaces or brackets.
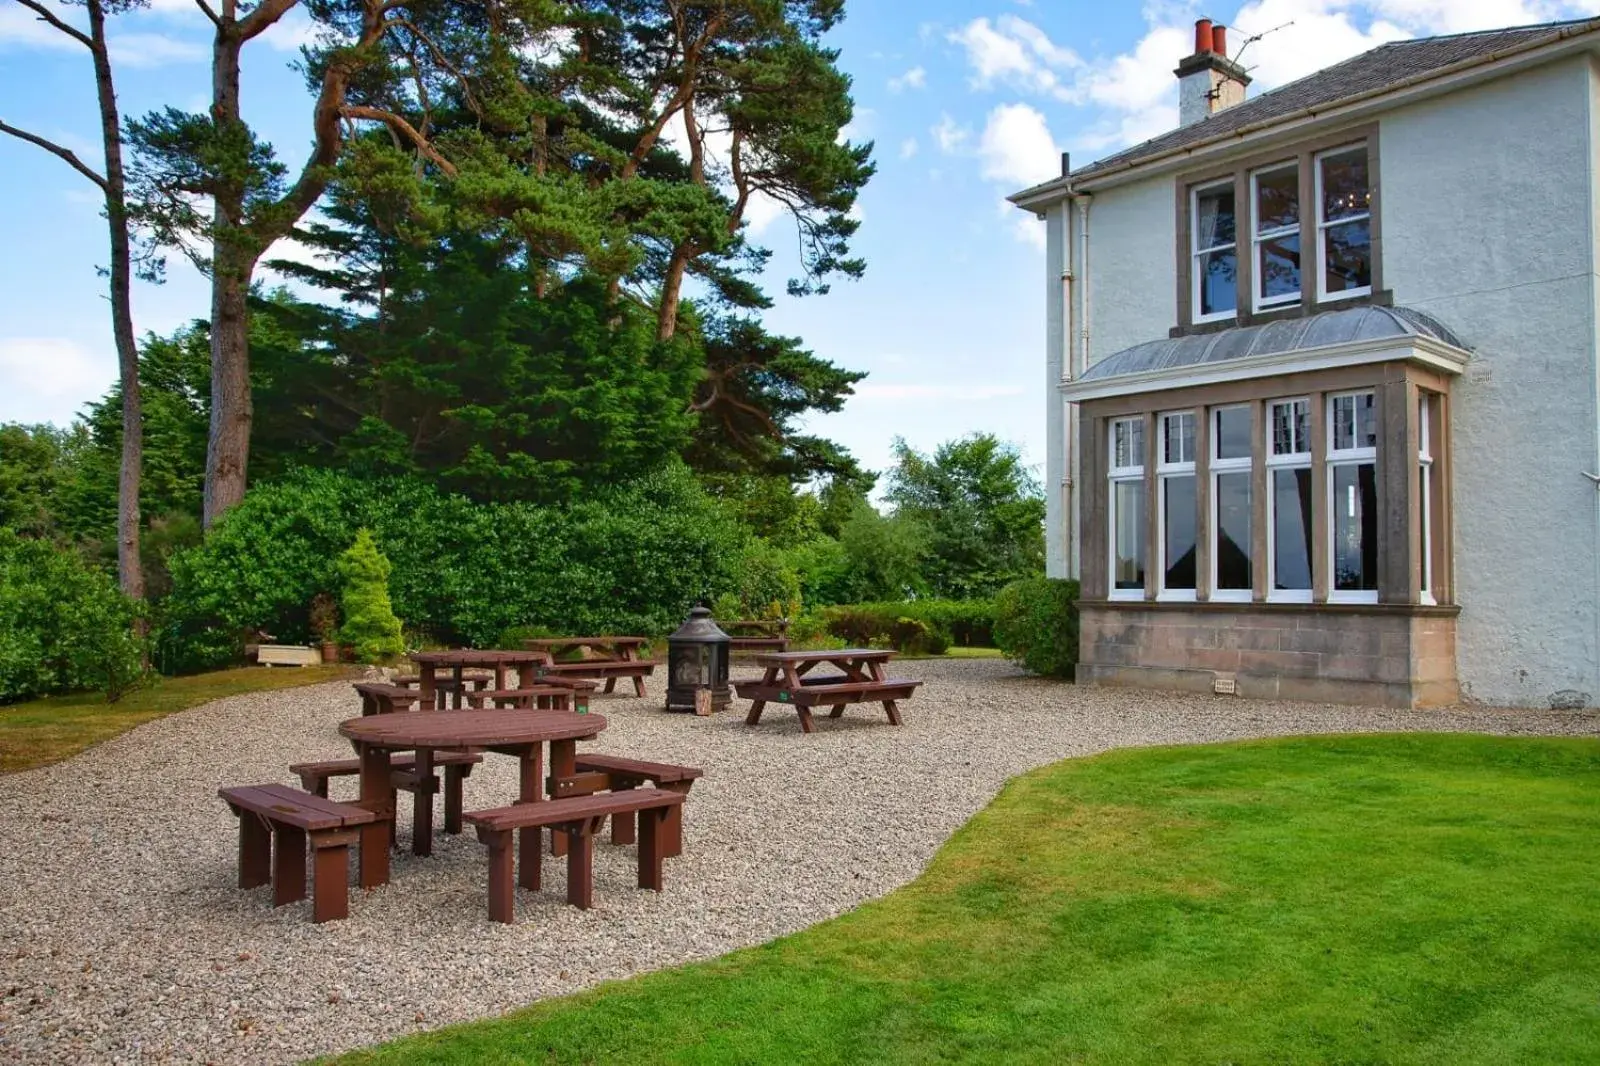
817,599,996,654
993,577,1079,678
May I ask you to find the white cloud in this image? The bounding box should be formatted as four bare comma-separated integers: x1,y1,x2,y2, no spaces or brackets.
838,107,875,145
977,103,1060,186
948,15,1081,99
888,65,927,92
0,6,205,67
854,382,1025,402
0,337,114,427
931,113,970,153
898,137,919,159
260,10,319,53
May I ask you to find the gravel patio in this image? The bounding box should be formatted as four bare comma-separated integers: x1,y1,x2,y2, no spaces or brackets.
1,658,1596,1065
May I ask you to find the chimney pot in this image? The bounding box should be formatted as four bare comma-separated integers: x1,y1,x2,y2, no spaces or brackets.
1212,24,1228,57
1194,18,1214,55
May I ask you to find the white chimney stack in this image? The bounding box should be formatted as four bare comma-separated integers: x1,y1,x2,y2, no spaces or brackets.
1175,19,1251,127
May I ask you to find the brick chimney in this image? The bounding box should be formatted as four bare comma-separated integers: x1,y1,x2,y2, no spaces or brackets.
1175,19,1251,127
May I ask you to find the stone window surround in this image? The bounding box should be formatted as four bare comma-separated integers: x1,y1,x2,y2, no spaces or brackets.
1078,360,1454,612
1173,123,1386,337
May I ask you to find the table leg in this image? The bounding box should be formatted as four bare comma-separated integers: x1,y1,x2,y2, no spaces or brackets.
745,663,777,726
883,699,903,726
412,747,436,857
272,826,307,906
632,674,646,698
451,666,465,710
238,814,270,889
566,828,595,909
517,746,543,891
419,664,436,711
549,739,576,857
829,703,847,719
356,743,392,888
796,706,816,734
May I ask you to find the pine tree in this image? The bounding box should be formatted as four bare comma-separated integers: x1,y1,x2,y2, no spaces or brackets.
337,530,405,662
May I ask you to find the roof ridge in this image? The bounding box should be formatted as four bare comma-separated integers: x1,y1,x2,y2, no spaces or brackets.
1376,15,1597,46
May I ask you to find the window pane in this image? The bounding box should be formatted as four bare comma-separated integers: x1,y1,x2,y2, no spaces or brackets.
1113,480,1146,590
1215,471,1253,591
1195,185,1236,250
1320,149,1369,221
1255,165,1299,232
1164,475,1197,591
1258,234,1301,301
1164,412,1195,465
1333,462,1378,592
1272,400,1309,456
1332,392,1376,451
1199,249,1238,316
1324,217,1372,293
1214,407,1251,460
1113,419,1144,470
1419,463,1433,595
1272,467,1313,591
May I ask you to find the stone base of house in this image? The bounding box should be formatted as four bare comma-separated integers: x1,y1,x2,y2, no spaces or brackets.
1076,602,1460,709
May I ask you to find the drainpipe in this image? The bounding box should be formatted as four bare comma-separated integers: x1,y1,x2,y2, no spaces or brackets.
1071,194,1093,579
1060,201,1075,580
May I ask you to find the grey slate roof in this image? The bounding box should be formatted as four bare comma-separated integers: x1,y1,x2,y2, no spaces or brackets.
1048,17,1600,188
1079,305,1467,383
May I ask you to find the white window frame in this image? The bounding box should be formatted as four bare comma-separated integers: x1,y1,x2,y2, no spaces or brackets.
1419,395,1436,606
1326,390,1379,604
1191,179,1238,325
1250,161,1301,312
1209,406,1253,602
1108,417,1147,601
1314,144,1373,304
1266,397,1313,603
1157,411,1198,601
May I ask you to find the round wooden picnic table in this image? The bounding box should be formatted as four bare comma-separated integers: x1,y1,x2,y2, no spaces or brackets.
407,649,551,708
339,709,606,889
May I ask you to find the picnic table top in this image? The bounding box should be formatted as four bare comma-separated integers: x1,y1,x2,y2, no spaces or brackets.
522,636,649,648
339,709,606,750
409,649,548,667
752,648,894,664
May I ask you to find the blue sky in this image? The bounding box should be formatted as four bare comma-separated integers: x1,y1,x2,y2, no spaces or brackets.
4,0,1598,483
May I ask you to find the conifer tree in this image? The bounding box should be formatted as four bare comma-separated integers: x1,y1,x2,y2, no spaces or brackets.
337,529,404,662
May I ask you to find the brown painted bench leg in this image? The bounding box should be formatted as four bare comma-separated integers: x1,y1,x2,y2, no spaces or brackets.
632,675,646,698
661,782,691,858
357,745,392,889
444,764,467,834
299,774,331,799
481,828,515,923
638,808,665,892
411,752,438,857
566,828,595,909
603,677,617,694
273,826,308,906
239,814,271,889
610,781,638,846
828,703,847,719
883,700,903,726
745,700,766,725
311,839,350,923
796,706,816,734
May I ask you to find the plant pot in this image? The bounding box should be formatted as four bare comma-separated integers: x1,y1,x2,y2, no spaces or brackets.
319,641,341,664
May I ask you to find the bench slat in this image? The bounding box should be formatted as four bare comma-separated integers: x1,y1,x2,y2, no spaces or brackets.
220,784,377,831
573,754,704,783
542,660,661,677
465,788,683,833
288,751,481,779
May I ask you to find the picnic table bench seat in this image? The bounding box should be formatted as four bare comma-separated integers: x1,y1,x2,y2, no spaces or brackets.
464,788,686,923
724,619,790,654
219,784,377,922
352,682,425,716
540,658,662,697
288,751,483,842
566,754,704,856
463,686,589,713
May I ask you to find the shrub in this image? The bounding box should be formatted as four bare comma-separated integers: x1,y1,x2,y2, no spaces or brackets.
723,540,801,620
0,529,146,702
993,577,1080,679
887,617,950,656
817,599,996,652
338,530,405,662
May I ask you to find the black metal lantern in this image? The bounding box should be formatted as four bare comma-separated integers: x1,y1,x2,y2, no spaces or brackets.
665,606,731,713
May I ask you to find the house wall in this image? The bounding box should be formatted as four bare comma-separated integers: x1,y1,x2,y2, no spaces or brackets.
1082,175,1179,365
1044,201,1069,579
1379,55,1600,708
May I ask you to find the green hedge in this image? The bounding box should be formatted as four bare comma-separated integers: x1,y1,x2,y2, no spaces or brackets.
158,465,746,672
815,599,996,654
993,577,1079,678
0,529,145,702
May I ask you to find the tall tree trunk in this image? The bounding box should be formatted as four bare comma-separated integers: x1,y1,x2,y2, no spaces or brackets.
202,24,257,528
657,243,693,341
86,0,144,600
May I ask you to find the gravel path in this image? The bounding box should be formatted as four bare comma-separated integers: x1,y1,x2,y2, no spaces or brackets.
1,659,1596,1064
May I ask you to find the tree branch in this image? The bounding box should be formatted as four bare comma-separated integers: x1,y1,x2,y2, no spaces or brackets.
237,0,299,42
193,0,221,27
0,119,106,190
12,0,94,48
339,106,458,177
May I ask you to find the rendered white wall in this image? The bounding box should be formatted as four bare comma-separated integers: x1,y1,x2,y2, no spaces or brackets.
1381,56,1600,707
1044,201,1069,579
1082,176,1179,365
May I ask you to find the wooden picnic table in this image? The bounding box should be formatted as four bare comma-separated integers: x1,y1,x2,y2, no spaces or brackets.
733,649,922,734
338,708,605,888
408,649,548,710
522,636,660,697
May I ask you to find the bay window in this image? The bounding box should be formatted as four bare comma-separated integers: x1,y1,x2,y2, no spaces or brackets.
1159,412,1198,598
1109,417,1146,598
1316,146,1372,300
1210,406,1253,600
1328,391,1378,601
1251,162,1300,310
1192,181,1238,322
1419,393,1435,605
1268,398,1313,600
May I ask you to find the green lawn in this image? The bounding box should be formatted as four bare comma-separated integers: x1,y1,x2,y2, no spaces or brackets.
0,665,358,774
327,734,1600,1065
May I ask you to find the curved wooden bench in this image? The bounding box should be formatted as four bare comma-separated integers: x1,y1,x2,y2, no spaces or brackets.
465,789,686,923
352,682,424,716
290,751,482,841
565,755,703,856
219,784,376,922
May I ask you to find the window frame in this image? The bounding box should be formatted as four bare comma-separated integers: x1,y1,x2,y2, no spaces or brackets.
1265,397,1314,603
1326,390,1380,604
1314,144,1373,305
1418,394,1436,606
1250,161,1301,313
1157,411,1198,601
1190,178,1239,326
1209,405,1254,602
1108,417,1147,601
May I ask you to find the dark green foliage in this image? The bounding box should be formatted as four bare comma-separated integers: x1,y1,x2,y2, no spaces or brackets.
0,530,145,703
886,434,1045,599
0,424,83,540
993,577,1080,679
337,530,406,662
158,464,744,671
817,600,996,652
713,540,802,620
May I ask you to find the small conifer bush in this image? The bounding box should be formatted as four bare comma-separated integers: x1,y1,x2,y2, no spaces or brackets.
338,529,405,663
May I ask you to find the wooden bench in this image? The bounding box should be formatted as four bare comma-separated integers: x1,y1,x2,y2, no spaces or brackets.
724,619,790,654
562,755,703,857
288,751,483,840
352,682,424,716
219,784,377,922
393,670,495,709
463,686,589,713
539,659,661,697
465,789,686,923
